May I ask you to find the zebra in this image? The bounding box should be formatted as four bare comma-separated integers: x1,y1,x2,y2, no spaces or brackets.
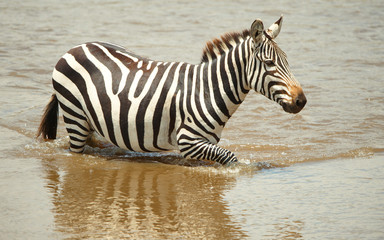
37,16,306,165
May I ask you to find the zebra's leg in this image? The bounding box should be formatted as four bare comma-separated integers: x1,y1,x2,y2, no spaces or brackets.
62,111,91,153
177,136,238,165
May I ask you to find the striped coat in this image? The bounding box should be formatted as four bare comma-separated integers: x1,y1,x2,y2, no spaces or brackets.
38,16,306,165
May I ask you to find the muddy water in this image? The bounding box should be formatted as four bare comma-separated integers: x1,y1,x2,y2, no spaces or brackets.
1,0,384,239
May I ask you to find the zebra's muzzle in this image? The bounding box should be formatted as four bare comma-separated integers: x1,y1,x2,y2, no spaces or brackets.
281,89,307,114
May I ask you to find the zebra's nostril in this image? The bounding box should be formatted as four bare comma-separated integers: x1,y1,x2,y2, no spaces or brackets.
295,95,307,108
296,99,302,107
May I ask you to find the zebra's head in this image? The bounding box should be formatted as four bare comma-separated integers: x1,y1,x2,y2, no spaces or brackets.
248,16,306,114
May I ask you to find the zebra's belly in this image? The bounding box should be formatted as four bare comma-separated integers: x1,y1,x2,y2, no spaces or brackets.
86,100,178,153
105,129,179,153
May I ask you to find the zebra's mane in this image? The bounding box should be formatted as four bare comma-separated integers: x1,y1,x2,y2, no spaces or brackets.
201,30,250,63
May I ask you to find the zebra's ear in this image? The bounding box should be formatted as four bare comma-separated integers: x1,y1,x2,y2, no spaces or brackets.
250,19,264,45
266,15,283,39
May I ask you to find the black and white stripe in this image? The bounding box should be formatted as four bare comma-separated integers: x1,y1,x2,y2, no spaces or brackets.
38,16,306,165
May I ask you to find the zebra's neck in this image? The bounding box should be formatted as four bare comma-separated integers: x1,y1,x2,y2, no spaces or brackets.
190,37,252,126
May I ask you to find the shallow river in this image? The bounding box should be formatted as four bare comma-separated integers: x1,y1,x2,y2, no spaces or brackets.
1,0,383,239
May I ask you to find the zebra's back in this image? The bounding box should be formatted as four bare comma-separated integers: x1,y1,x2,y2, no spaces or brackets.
53,42,182,152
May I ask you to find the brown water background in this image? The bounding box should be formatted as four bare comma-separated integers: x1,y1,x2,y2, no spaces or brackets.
1,0,383,239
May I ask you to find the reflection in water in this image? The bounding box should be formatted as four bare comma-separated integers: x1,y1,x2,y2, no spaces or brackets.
41,153,247,239
270,219,304,239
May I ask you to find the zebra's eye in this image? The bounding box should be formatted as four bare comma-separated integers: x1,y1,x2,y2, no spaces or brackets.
264,60,275,67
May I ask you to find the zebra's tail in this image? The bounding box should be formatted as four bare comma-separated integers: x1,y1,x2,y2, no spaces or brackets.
37,94,59,139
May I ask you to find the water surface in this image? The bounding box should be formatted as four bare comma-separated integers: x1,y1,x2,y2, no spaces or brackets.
0,0,383,239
